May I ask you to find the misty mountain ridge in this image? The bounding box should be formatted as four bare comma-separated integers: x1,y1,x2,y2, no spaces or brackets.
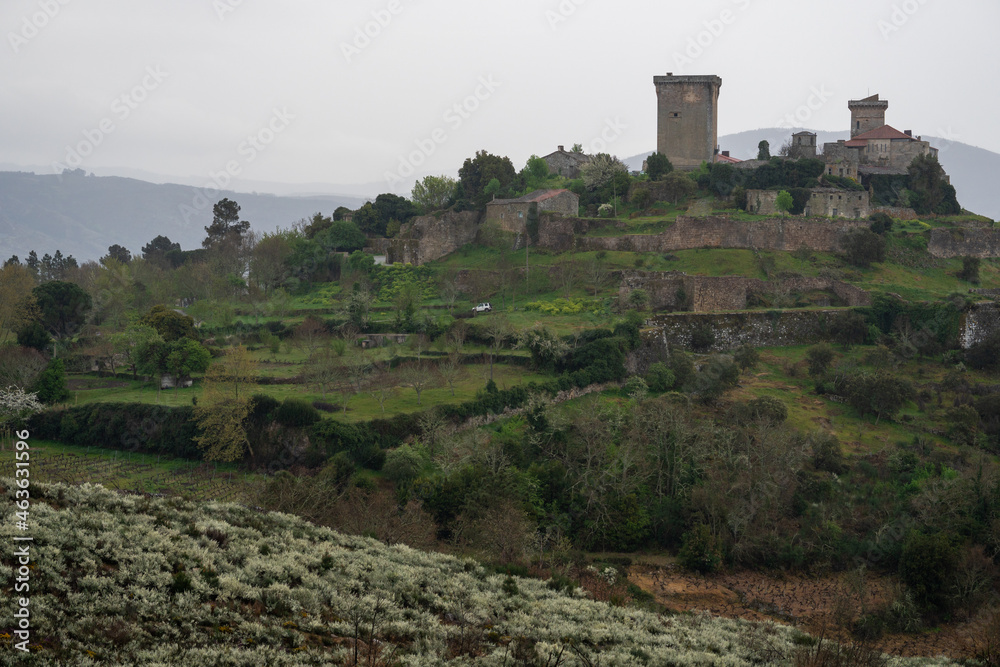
625,130,999,222
0,170,368,263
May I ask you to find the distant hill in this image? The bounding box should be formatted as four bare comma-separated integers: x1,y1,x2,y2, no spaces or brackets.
0,171,368,262
624,130,1000,222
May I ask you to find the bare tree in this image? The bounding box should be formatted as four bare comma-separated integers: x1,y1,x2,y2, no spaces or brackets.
437,353,466,397
397,361,437,407
306,347,341,399
482,314,513,383
295,316,328,355
366,367,397,415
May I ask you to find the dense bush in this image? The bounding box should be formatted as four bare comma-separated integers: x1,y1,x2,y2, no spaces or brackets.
274,398,321,428
29,403,201,458
842,228,886,268
899,531,958,612
678,524,722,573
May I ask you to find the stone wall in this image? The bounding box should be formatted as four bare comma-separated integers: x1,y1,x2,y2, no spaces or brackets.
928,228,1000,259
556,216,868,254
642,309,842,353
871,206,918,220
619,271,871,313
960,302,1000,349
971,288,1000,300
746,189,870,219
391,210,482,265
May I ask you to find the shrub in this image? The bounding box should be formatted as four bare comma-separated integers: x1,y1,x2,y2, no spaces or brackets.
274,399,320,428
809,432,846,474
733,344,760,372
645,362,676,392
966,332,1000,372
958,256,981,284
868,211,893,234
730,396,788,426
690,324,715,352
678,524,721,574
805,343,835,377
29,403,201,458
898,531,957,612
33,358,70,404
623,376,648,400
842,229,886,268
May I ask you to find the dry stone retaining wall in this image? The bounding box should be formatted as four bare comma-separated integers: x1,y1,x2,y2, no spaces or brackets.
928,228,1000,259
538,216,868,254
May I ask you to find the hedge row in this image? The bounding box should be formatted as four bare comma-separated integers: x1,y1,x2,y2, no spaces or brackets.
30,403,201,459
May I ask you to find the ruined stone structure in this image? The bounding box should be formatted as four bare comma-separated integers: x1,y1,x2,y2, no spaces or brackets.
928,228,1000,259
486,189,579,234
788,131,817,159
960,302,1000,349
654,73,722,170
387,210,482,265
642,309,844,353
538,215,868,254
746,188,871,219
619,271,871,313
541,146,591,179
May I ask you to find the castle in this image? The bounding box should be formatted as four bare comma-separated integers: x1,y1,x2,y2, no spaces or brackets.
653,73,723,169
653,74,939,184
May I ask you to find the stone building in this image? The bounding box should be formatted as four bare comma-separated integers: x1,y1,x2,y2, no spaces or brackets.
485,189,579,233
821,94,938,178
788,131,817,159
653,73,722,170
541,146,590,179
745,188,871,219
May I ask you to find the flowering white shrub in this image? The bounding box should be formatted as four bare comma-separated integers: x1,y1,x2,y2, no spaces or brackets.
0,479,957,666
0,386,43,429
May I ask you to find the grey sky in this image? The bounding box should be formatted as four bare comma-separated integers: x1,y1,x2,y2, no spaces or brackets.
2,0,997,195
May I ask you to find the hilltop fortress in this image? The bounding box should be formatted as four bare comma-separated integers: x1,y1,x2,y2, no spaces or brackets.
653,73,942,185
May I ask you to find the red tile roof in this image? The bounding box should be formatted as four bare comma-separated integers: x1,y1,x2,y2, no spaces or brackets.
715,153,742,163
852,125,918,141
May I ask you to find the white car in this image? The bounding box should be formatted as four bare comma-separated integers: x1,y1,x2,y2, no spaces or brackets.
472,302,492,313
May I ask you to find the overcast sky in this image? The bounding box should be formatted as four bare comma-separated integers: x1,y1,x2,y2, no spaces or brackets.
2,0,997,195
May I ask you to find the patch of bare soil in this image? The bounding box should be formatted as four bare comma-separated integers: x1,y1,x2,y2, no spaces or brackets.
630,564,982,660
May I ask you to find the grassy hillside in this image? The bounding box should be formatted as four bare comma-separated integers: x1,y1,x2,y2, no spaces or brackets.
0,480,956,665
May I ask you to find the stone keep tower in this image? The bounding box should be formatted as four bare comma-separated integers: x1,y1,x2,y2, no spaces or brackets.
654,73,722,170
848,94,889,137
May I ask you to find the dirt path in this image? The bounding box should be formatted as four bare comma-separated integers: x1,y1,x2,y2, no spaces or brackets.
629,563,983,660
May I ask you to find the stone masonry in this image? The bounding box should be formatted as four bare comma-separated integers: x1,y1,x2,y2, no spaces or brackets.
540,215,869,254
619,271,871,313
388,210,482,265
654,73,722,170
928,228,1000,259
746,189,871,219
486,189,579,234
